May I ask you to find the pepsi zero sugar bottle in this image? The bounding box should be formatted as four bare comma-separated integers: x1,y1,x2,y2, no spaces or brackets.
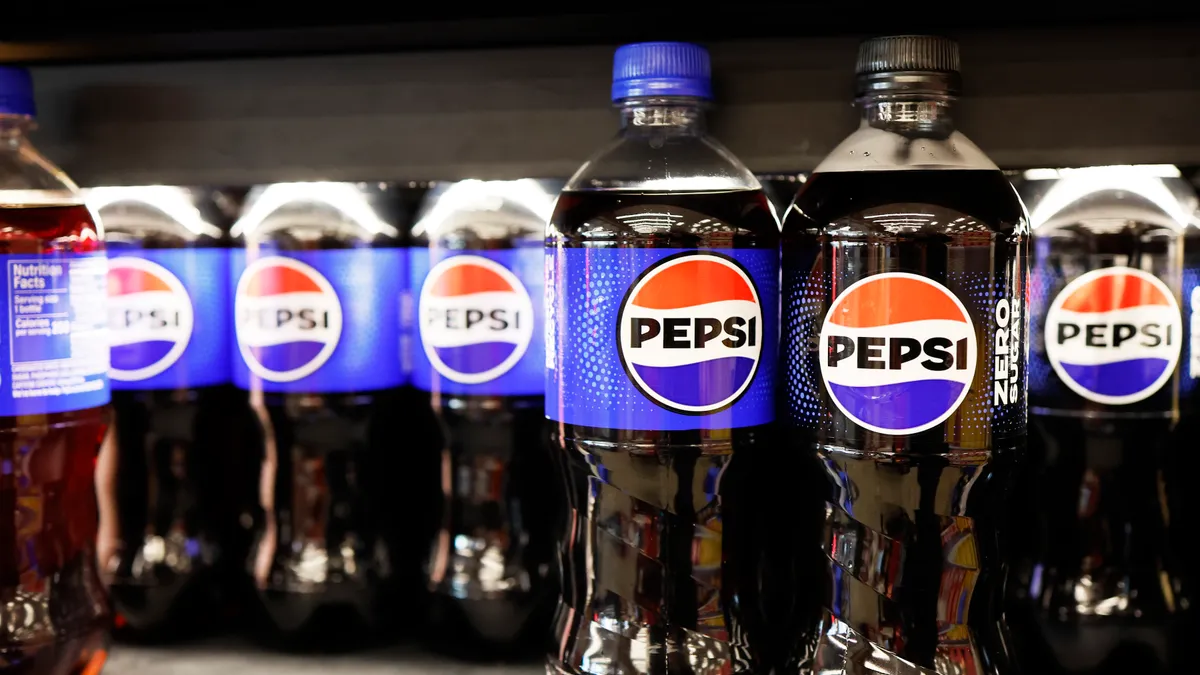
232,182,410,649
1006,165,1199,675
0,67,110,674
780,36,1028,674
410,178,560,659
89,185,258,641
546,43,779,674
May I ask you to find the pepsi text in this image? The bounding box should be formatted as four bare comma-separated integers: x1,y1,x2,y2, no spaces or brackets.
1043,267,1182,406
410,248,542,395
232,248,406,393
817,273,979,436
547,248,776,430
107,249,230,389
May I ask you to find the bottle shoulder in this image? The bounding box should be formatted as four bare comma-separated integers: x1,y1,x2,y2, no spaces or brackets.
782,168,1028,239
549,188,779,246
0,137,83,206
409,179,560,248
813,125,999,174
232,183,401,246
86,186,227,246
564,130,761,192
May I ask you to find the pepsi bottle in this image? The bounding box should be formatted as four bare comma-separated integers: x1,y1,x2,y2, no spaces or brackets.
546,43,780,674
89,185,258,641
233,181,411,648
780,36,1028,674
0,66,110,674
410,178,560,659
1006,165,1199,675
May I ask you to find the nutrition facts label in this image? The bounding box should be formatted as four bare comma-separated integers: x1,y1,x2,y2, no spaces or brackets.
1,252,110,415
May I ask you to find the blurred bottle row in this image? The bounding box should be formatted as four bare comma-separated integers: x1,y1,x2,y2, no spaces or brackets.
81,164,1200,661
1,34,1200,675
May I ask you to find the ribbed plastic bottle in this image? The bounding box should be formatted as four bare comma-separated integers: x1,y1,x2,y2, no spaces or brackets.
546,42,780,674
0,65,110,674
410,178,561,659
1008,164,1199,675
232,182,413,648
90,185,259,641
780,36,1028,674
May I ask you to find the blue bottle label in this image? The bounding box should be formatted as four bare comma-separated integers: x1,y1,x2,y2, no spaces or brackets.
107,249,230,390
1032,263,1186,407
546,247,778,430
0,251,110,415
231,247,406,393
1184,265,1200,393
410,247,543,396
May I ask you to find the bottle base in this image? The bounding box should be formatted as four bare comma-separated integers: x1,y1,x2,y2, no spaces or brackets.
422,592,552,662
107,570,227,644
544,659,583,675
247,594,389,653
0,620,108,675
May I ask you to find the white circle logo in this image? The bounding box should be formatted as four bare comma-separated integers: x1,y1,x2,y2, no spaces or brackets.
818,272,978,435
616,251,764,415
107,257,194,381
1045,266,1182,405
235,256,343,382
418,255,534,384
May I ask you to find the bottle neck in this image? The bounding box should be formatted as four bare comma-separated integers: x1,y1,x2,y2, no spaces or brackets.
857,95,956,137
0,116,33,147
617,97,708,136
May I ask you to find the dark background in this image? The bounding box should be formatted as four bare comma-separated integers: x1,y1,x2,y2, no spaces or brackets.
3,7,1200,186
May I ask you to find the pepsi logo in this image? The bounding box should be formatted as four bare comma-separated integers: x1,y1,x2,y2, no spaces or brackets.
819,273,978,435
107,257,194,381
419,255,534,384
617,252,763,415
1045,267,1181,405
235,256,343,382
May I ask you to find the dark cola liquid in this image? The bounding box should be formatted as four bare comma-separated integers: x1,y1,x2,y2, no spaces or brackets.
105,386,258,638
0,205,109,674
412,225,556,662
100,224,260,642
245,233,416,650
1006,221,1198,675
780,170,1027,675
547,190,781,675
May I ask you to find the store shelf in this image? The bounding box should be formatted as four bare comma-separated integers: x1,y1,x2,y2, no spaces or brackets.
10,21,1199,188
5,8,1200,64
104,639,541,674
2,16,1190,186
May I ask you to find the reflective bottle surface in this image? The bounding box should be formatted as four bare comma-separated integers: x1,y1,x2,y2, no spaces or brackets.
756,173,806,228
780,36,1028,674
234,182,413,648
91,185,258,641
1006,165,1199,675
546,42,780,674
411,178,560,659
0,66,110,674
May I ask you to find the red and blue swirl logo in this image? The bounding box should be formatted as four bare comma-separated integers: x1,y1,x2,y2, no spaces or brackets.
617,252,763,415
108,257,194,381
819,273,978,435
1045,267,1181,404
418,255,534,384
234,257,343,382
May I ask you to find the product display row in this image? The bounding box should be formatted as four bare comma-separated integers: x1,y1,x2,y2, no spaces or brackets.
0,35,1195,675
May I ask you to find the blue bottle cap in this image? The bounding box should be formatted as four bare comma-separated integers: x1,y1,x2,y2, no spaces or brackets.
611,42,712,102
0,66,35,117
